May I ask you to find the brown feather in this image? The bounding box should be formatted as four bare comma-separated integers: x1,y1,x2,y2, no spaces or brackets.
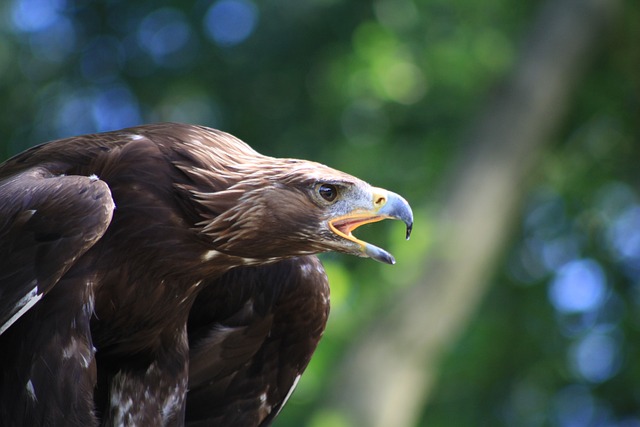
0,122,410,427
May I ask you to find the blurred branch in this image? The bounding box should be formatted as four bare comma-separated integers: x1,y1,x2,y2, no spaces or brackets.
322,0,621,425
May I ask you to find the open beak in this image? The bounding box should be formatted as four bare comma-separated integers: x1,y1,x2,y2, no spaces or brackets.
329,187,413,264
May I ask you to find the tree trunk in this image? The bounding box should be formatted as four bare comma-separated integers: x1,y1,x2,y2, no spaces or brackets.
322,0,620,425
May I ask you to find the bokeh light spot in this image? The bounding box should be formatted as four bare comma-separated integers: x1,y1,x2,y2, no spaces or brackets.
203,0,258,47
548,259,607,314
608,205,640,274
26,16,76,64
137,8,192,64
55,91,97,137
570,332,621,383
552,385,604,427
91,85,141,132
11,0,66,32
377,61,426,105
54,85,141,137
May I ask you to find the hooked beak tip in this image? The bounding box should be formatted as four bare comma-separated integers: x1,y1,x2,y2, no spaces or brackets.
377,190,413,240
363,188,413,264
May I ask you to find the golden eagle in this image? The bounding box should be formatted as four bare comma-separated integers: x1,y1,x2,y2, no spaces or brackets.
0,123,412,426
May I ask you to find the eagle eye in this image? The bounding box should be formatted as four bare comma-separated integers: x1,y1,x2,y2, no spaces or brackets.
318,184,338,202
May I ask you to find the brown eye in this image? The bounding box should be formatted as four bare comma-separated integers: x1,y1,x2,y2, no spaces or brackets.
318,184,338,202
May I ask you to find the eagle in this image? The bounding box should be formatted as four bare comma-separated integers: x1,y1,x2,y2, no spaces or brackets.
0,123,412,426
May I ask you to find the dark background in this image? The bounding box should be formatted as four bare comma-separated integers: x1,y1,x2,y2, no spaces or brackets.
1,0,639,425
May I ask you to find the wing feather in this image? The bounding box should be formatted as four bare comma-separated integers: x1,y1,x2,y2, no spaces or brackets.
186,256,330,427
0,167,114,334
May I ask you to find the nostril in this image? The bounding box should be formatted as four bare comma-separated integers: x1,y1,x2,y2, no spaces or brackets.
375,196,386,207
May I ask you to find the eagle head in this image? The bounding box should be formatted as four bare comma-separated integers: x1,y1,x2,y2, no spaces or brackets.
176,129,413,265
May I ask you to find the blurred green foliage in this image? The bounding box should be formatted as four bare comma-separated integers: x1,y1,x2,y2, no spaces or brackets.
0,0,638,426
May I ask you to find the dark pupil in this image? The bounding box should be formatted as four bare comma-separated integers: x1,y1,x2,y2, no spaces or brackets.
319,184,337,201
